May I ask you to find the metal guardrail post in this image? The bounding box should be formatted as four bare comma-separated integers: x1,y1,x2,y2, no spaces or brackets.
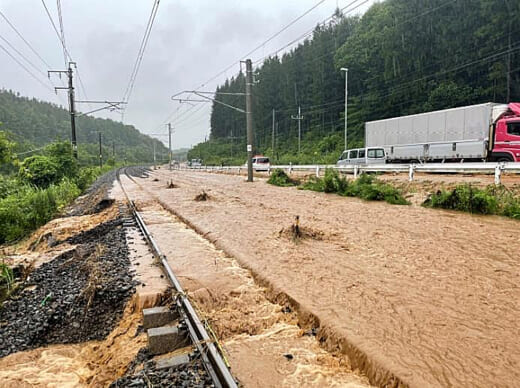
495,163,503,185
289,162,292,174
315,165,320,177
409,164,415,182
354,165,359,178
268,166,271,175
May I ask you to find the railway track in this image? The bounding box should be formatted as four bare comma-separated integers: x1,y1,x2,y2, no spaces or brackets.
116,166,238,388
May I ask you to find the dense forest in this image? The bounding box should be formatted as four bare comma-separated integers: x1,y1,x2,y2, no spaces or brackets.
0,89,168,165
190,0,520,165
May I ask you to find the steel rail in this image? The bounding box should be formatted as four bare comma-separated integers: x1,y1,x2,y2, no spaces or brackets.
116,167,238,388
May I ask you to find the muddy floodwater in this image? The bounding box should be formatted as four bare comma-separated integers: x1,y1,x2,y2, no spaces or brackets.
119,173,373,387
127,169,520,387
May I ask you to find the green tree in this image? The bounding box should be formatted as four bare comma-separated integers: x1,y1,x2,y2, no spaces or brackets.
44,141,78,179
0,130,13,164
19,155,60,188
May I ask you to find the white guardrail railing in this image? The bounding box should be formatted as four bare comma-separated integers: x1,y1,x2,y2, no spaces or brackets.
177,162,520,185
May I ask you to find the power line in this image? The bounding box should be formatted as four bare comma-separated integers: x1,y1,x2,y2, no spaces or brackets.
192,0,331,92
159,0,332,137
0,32,49,79
0,42,54,93
41,0,72,61
56,0,67,67
254,0,368,65
0,10,52,69
121,0,160,114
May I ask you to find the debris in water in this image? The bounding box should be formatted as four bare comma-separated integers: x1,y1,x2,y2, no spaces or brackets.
194,191,209,201
167,180,178,189
283,353,294,361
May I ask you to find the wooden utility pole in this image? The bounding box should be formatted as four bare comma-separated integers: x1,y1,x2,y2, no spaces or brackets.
245,59,254,182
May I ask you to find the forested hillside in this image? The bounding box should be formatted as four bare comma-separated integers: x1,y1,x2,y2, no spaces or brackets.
191,0,520,164
0,89,167,164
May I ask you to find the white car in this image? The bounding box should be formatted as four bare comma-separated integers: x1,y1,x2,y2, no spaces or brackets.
244,156,270,171
337,147,385,166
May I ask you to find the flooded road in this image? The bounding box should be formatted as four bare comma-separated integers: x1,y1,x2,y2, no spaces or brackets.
128,168,520,388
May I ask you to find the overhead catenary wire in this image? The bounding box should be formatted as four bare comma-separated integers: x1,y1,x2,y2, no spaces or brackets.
56,0,67,68
121,0,160,115
41,0,72,61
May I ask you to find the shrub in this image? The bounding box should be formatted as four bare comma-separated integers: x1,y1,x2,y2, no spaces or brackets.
18,155,60,188
300,175,324,192
0,179,80,243
45,141,79,179
424,184,498,214
322,168,348,193
299,171,408,205
267,169,298,187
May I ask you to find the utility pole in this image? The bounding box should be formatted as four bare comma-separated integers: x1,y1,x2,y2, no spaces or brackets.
341,67,348,151
153,141,156,170
49,62,126,161
49,62,77,158
245,59,254,182
272,109,275,157
291,106,304,154
112,142,115,158
98,132,102,168
167,123,172,170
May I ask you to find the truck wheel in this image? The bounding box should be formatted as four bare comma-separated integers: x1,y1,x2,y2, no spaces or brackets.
497,156,513,162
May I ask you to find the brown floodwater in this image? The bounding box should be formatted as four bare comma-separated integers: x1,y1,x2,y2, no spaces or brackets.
119,174,374,387
126,168,520,388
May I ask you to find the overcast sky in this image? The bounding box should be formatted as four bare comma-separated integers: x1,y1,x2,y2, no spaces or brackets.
0,0,374,149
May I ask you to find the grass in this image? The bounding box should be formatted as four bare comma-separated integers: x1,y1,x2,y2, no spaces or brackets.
423,184,520,219
300,168,409,205
0,165,114,245
267,169,299,187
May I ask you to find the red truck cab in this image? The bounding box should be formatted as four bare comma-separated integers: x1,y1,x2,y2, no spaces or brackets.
492,103,520,162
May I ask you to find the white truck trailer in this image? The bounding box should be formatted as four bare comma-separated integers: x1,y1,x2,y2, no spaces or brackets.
365,102,520,163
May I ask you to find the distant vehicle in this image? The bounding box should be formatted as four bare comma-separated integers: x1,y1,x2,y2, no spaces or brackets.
190,158,202,167
337,147,386,166
244,155,270,171
365,102,520,163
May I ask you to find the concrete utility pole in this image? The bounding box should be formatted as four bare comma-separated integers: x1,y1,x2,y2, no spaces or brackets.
245,59,254,182
167,123,172,170
153,141,156,170
341,67,348,151
98,132,102,168
49,62,126,160
291,106,304,154
49,62,77,158
272,109,275,157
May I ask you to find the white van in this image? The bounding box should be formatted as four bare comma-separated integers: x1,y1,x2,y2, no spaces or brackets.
337,147,386,166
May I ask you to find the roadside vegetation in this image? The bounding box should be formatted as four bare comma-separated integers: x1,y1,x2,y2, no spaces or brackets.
423,185,520,219
267,168,409,205
267,169,299,187
0,135,114,244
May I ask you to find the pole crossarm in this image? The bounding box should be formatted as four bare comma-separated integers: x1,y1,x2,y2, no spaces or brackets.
171,90,246,114
76,101,126,117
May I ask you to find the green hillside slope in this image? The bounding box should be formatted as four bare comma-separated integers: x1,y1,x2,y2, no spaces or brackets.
0,89,167,164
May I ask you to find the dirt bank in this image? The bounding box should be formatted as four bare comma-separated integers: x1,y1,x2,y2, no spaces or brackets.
133,169,520,388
